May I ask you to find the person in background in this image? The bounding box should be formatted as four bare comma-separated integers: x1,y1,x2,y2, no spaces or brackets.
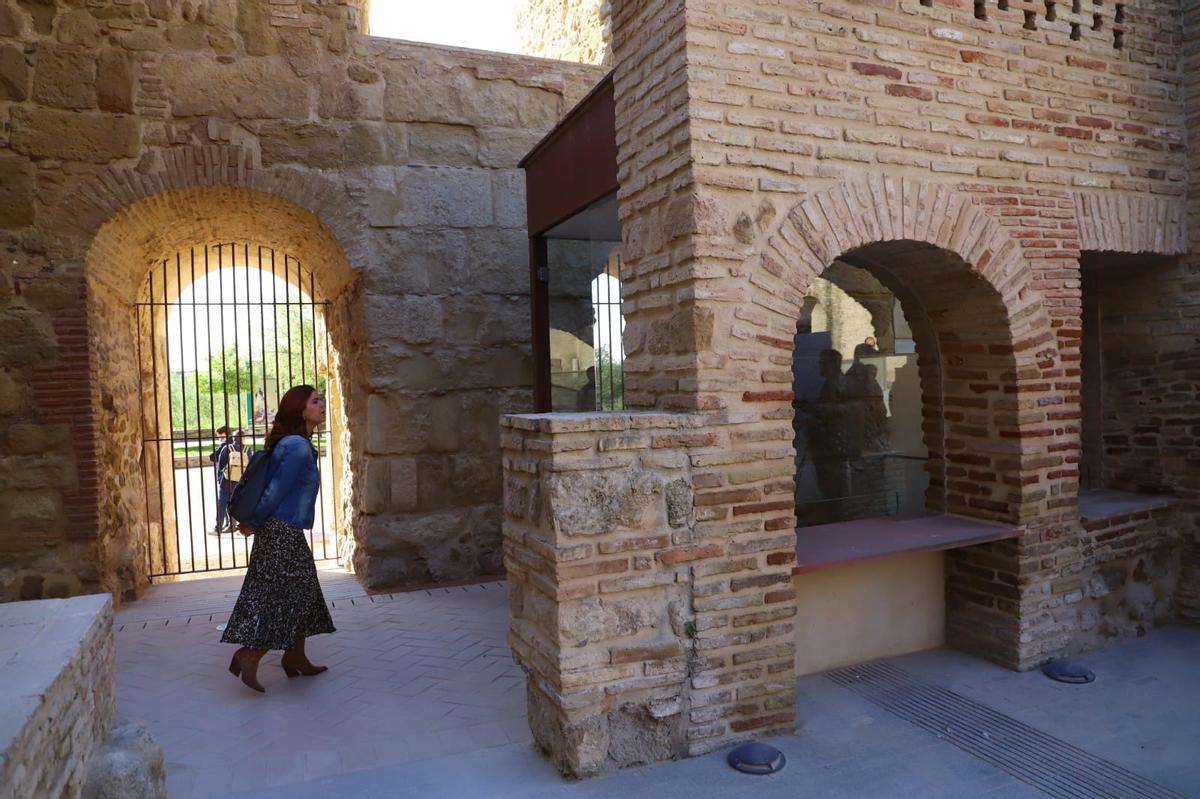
209,426,243,535
221,385,335,693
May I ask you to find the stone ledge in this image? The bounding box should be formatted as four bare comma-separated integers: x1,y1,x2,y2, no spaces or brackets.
0,594,116,798
1078,489,1179,525
501,410,702,433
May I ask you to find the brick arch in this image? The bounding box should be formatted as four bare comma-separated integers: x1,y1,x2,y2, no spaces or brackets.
78,144,366,301
1072,190,1187,255
758,175,1052,369
79,151,366,598
739,176,1073,670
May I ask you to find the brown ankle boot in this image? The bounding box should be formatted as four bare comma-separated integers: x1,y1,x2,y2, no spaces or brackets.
281,637,327,678
228,647,268,692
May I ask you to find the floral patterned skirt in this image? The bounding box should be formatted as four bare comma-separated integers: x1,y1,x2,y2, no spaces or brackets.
220,517,336,650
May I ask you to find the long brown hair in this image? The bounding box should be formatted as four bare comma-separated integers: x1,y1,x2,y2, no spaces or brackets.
265,384,317,450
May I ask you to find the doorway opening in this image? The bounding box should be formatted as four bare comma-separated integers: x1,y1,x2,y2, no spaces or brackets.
136,244,338,579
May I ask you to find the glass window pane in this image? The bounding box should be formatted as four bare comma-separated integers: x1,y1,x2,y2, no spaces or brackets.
543,195,624,412
793,269,928,526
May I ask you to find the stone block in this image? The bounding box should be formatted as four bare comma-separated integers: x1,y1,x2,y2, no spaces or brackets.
0,306,56,366
318,71,384,121
0,369,30,414
0,43,29,102
367,228,467,295
408,123,480,167
83,721,165,799
396,166,494,228
478,126,544,169
492,169,526,229
361,455,390,514
0,3,25,37
366,392,432,455
339,123,392,167
33,45,97,109
382,62,474,125
389,457,418,512
451,453,502,504
462,227,528,294
96,49,136,114
543,468,666,535
258,122,343,168
428,393,461,452
0,153,35,228
55,8,101,47
159,54,309,119
10,108,139,163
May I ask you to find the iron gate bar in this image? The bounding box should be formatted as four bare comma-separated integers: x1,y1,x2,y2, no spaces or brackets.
190,246,212,567
203,246,222,569
317,267,330,555
135,244,337,579
150,265,167,573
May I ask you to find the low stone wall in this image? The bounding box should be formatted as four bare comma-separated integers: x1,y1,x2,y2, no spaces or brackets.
0,595,115,799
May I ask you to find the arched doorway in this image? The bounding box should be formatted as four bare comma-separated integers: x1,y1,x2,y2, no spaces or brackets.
136,243,339,578
86,185,363,596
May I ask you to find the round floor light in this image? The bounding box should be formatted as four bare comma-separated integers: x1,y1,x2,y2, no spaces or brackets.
727,741,786,775
1042,659,1095,684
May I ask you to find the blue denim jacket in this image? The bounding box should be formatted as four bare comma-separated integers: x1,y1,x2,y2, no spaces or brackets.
248,435,320,530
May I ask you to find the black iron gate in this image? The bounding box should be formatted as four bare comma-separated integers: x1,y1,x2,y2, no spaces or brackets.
136,244,338,579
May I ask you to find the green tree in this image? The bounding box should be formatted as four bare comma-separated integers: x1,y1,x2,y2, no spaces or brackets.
169,305,326,433
596,346,624,411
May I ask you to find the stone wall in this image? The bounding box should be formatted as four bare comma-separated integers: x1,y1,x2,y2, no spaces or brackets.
0,595,116,798
0,0,607,601
517,0,611,65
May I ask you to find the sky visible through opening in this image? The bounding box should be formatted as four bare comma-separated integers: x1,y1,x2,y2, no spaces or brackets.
368,0,524,54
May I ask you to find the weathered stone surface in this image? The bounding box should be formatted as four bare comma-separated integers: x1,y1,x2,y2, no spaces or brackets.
96,49,136,114
370,166,494,228
258,121,342,168
55,9,102,47
278,27,320,78
0,307,56,365
318,71,383,120
17,0,53,34
159,54,309,119
665,478,692,528
408,123,479,166
10,107,139,162
0,2,25,37
236,0,275,56
83,721,166,799
544,469,665,535
389,456,418,512
0,153,35,228
0,42,29,101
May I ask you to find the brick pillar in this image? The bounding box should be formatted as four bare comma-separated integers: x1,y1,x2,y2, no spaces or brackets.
502,411,797,776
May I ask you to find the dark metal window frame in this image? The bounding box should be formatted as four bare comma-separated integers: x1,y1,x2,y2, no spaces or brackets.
520,73,619,412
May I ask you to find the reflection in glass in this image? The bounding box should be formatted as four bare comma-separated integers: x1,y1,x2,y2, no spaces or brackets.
792,266,928,526
544,194,625,412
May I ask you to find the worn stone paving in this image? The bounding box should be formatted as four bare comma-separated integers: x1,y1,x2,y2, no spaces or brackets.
117,572,1200,798
116,571,524,798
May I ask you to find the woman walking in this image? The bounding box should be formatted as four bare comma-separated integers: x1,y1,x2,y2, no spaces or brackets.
221,384,335,693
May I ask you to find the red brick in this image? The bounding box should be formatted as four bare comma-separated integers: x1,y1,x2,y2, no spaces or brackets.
851,61,902,79
885,84,933,101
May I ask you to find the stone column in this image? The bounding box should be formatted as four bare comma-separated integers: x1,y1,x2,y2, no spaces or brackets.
502,410,798,776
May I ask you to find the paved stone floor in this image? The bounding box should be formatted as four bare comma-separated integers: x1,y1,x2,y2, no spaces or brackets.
117,570,1200,798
